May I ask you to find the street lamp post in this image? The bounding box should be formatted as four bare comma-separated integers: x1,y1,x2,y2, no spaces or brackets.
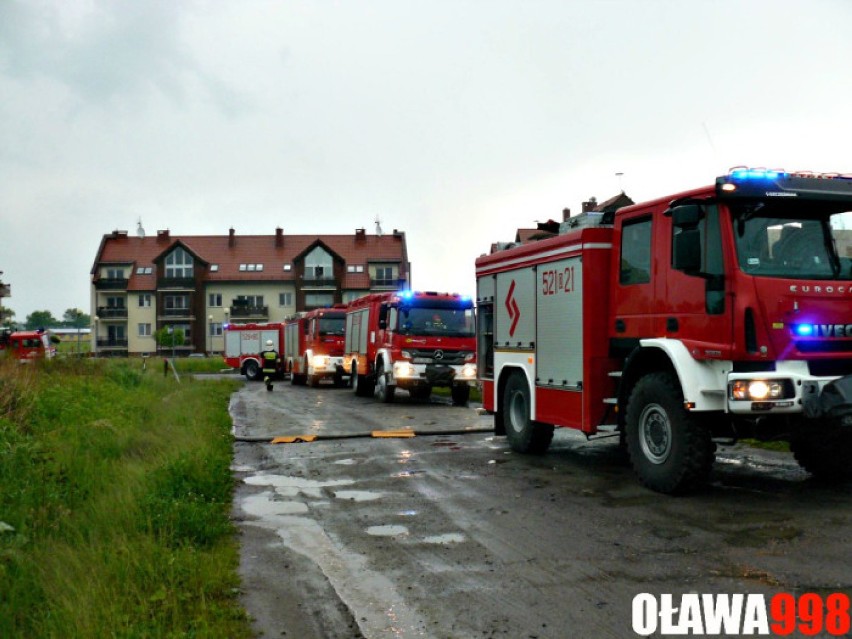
208,314,213,355
93,316,99,357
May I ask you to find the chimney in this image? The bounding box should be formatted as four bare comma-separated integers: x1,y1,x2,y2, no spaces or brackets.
157,229,170,243
229,228,236,248
355,228,366,242
581,197,598,214
562,208,571,222
275,227,284,248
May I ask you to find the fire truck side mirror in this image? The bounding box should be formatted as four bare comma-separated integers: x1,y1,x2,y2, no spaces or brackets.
670,204,704,228
673,229,701,273
378,304,388,329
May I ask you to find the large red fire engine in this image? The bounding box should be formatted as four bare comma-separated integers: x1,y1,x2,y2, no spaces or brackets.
343,290,477,404
0,329,57,362
223,322,284,381
284,305,348,387
476,168,852,493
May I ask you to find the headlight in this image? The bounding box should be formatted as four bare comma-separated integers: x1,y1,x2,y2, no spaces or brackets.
393,361,416,378
730,379,786,401
400,350,412,360
312,355,329,368
461,363,477,378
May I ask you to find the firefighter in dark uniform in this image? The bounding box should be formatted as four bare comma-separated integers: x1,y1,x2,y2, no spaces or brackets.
261,339,280,391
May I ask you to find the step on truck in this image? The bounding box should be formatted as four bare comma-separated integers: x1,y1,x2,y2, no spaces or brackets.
344,290,477,404
223,322,284,381
284,305,348,387
476,167,852,493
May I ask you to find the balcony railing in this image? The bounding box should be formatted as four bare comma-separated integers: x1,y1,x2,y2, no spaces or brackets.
370,278,401,288
160,308,193,318
229,305,269,319
95,278,129,290
300,276,337,288
97,338,128,348
97,307,128,319
157,277,195,289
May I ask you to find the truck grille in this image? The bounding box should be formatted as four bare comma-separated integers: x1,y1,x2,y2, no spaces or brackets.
406,348,470,365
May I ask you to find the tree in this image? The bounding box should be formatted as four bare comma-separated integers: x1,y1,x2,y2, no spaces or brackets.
25,310,59,330
0,306,15,329
155,327,185,351
63,308,91,328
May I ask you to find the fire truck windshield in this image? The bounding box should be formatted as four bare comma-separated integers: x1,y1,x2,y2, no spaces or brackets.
318,317,345,336
732,205,852,280
397,306,475,337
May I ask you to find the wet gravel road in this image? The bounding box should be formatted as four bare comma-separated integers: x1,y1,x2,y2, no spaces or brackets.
229,379,852,639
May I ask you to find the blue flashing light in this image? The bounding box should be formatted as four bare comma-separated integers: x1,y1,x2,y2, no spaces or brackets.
398,290,414,300
460,295,472,302
794,324,814,337
729,168,784,181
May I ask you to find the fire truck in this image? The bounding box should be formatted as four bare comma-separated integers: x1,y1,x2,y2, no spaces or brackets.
223,322,284,381
476,167,852,493
343,290,477,404
0,329,57,362
284,305,348,387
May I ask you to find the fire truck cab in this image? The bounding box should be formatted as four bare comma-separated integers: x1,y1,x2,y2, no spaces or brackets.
477,168,852,493
0,329,56,362
344,291,477,404
284,306,348,387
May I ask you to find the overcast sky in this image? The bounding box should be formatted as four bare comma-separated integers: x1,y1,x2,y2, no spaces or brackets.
2,0,851,320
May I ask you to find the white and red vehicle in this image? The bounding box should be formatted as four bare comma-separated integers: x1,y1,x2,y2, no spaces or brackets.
223,322,284,381
343,290,477,404
476,168,852,493
0,329,57,362
284,305,348,387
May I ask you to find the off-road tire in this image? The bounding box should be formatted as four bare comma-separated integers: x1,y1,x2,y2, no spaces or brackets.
375,363,395,403
353,364,375,398
244,360,261,381
451,384,471,406
791,429,852,479
625,372,715,494
502,371,554,454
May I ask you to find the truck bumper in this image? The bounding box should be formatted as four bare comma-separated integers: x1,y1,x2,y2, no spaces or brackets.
726,363,843,417
390,361,477,388
802,375,852,426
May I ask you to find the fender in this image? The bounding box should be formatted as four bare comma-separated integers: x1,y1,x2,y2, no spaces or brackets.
375,347,395,384
494,354,537,417
305,348,315,375
638,338,728,412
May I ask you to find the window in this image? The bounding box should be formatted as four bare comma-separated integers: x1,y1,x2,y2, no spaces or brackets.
210,264,219,272
356,265,364,273
135,266,153,275
305,246,333,280
107,268,125,279
347,265,355,273
209,322,223,337
372,265,397,284
209,293,222,307
164,295,189,309
106,296,125,309
138,323,152,337
283,264,292,271
279,292,293,306
305,293,334,308
138,294,152,308
165,247,193,278
239,264,247,271
235,295,264,307
343,291,367,303
620,218,652,285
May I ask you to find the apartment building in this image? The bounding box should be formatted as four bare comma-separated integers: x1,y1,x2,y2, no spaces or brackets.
90,227,409,356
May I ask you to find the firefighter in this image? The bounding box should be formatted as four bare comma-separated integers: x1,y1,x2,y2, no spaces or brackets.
261,339,280,391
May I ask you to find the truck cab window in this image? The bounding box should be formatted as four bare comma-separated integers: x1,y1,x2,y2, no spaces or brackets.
620,218,652,285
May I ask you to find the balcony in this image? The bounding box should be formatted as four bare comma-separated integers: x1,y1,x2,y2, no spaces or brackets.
0,284,10,297
157,277,195,289
97,338,128,348
97,306,128,319
300,276,337,289
159,308,193,319
229,305,269,319
95,278,129,290
370,278,401,289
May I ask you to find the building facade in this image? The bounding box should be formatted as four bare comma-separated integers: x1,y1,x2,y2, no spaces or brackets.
90,227,410,356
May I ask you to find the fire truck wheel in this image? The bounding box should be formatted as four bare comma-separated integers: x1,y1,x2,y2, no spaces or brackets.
625,372,714,494
791,428,852,479
375,363,395,403
244,360,261,381
309,374,320,388
451,384,470,406
353,364,375,397
502,372,553,454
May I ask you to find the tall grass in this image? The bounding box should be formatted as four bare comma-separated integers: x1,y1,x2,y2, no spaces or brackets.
0,357,252,638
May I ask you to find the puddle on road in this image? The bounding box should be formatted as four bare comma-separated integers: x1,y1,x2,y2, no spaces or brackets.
243,473,353,498
398,510,419,517
334,458,358,466
422,533,466,544
393,469,425,478
242,491,309,517
334,490,384,502
366,525,410,537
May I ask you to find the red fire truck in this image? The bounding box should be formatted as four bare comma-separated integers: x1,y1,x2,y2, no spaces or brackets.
0,329,57,362
476,167,852,493
223,322,284,381
344,290,477,404
284,306,348,387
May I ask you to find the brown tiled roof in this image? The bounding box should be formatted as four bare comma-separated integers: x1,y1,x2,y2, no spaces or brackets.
93,231,407,291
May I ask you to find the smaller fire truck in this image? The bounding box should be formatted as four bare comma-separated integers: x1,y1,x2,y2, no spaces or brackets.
343,290,477,404
477,167,852,493
284,305,348,387
223,322,284,381
0,329,56,362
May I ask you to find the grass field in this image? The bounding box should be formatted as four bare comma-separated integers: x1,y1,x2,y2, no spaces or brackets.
0,357,252,638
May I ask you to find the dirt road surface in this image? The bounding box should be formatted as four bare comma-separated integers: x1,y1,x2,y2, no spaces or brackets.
229,379,852,639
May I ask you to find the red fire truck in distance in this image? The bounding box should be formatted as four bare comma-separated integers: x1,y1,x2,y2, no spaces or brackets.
344,290,477,404
223,322,284,381
476,167,852,493
284,305,348,387
0,329,57,362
